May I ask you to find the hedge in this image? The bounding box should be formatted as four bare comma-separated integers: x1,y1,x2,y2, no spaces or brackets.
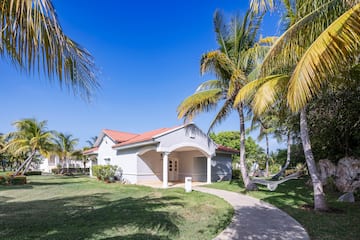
92,165,120,182
24,171,42,176
10,175,27,185
0,176,7,185
1,175,27,185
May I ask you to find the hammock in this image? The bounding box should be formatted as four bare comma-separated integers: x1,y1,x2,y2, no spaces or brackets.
251,172,301,191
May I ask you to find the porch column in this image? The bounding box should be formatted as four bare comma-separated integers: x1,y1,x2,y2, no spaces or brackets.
207,157,212,184
162,152,169,188
88,159,93,177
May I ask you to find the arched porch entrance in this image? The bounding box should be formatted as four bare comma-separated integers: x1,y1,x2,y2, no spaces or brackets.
138,144,214,188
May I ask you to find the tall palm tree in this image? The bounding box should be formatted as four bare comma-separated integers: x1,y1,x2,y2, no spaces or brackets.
53,132,79,172
86,136,98,147
178,10,272,190
3,118,53,175
0,0,99,98
237,0,360,210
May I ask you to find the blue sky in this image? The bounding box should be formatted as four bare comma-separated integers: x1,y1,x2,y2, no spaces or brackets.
0,0,283,150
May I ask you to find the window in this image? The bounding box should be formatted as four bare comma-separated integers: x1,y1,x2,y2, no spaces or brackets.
104,158,111,165
169,160,173,172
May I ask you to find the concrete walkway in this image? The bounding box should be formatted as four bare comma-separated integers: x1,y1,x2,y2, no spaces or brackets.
194,187,310,240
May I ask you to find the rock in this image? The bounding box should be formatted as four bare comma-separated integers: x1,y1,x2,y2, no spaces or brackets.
337,192,355,202
318,159,337,185
335,157,360,192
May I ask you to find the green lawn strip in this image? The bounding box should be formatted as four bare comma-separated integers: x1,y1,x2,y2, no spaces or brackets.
206,178,360,240
0,175,232,240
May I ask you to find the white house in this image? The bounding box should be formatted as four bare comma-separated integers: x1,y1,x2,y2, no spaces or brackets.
84,123,235,188
39,155,82,173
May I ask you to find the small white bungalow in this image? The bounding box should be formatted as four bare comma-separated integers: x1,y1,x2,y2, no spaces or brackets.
84,123,236,188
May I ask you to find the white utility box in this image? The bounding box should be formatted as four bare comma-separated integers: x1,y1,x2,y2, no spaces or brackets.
185,177,192,192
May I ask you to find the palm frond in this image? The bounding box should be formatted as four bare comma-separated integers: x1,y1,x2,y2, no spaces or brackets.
234,74,289,106
260,0,347,77
250,0,275,14
213,10,229,56
258,36,278,45
200,50,233,80
288,3,360,112
252,75,289,116
195,80,222,92
0,0,99,99
207,99,234,134
177,89,223,122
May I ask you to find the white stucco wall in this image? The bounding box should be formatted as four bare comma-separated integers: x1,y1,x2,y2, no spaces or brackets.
96,136,138,183
97,136,119,166
137,149,162,183
115,148,139,183
156,125,216,157
177,151,205,182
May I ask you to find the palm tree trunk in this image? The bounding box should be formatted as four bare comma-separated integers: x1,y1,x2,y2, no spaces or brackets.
238,104,257,190
265,134,269,177
300,108,328,211
272,130,291,180
83,160,86,173
14,151,35,175
23,157,34,174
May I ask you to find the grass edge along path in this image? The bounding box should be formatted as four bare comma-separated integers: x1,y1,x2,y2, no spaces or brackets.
0,175,233,240
206,178,360,240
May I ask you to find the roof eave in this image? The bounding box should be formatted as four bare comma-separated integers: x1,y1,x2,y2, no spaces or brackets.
112,140,158,150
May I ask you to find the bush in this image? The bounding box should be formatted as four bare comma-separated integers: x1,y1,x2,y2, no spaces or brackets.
232,169,241,179
92,165,100,179
24,171,42,176
269,164,281,175
0,176,7,185
92,165,120,182
8,175,27,185
51,168,60,174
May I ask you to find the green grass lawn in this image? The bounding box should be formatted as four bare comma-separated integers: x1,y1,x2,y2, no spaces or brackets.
207,178,360,240
0,175,233,240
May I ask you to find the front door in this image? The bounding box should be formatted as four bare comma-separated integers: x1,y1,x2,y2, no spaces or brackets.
168,158,178,181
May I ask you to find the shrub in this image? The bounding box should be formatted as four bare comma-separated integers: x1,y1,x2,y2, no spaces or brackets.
92,165,101,179
0,176,7,185
8,175,27,185
24,171,42,176
269,164,281,175
232,169,241,179
92,165,120,182
51,168,60,174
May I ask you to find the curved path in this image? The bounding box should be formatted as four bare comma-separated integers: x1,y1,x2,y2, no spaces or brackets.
194,187,310,240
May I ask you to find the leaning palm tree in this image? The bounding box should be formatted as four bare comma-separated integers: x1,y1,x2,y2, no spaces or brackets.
237,0,360,210
178,10,272,190
53,132,79,173
3,119,53,175
0,0,99,98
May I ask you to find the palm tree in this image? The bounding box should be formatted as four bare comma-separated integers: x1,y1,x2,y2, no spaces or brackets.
237,0,360,210
0,0,99,98
53,132,79,173
3,119,53,175
178,10,272,190
86,136,98,147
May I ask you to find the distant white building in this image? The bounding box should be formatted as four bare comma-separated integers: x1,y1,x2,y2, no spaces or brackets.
84,123,236,188
38,155,82,173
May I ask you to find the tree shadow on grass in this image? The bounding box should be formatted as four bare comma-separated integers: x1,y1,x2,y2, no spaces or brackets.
105,233,171,240
0,193,183,240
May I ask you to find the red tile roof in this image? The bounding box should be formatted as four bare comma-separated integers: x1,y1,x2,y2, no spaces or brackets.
103,129,138,143
112,127,174,148
217,145,239,154
83,147,99,155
